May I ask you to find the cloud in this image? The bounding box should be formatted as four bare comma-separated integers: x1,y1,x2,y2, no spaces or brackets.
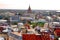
0,3,7,8
0,0,60,10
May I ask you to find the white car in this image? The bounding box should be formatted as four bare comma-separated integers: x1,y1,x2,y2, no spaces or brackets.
0,37,5,40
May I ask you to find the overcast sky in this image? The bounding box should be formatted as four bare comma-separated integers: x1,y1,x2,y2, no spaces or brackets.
0,0,60,10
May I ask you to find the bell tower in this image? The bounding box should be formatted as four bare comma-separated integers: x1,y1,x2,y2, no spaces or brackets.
27,5,32,13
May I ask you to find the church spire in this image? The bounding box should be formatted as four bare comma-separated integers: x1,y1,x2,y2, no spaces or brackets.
27,5,32,13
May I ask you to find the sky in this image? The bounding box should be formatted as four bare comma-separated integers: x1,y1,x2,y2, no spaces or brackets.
0,0,60,10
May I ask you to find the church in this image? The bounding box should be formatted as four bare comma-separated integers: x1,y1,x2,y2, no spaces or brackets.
20,5,36,20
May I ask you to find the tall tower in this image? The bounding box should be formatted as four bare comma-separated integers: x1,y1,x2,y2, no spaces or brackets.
27,5,32,13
